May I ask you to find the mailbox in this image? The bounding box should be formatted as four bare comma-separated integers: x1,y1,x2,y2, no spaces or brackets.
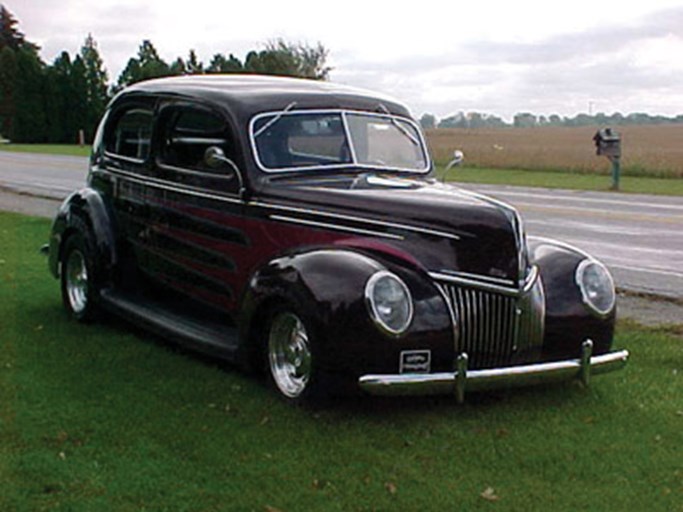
593,127,621,158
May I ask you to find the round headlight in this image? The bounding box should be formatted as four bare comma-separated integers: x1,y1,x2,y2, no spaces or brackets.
576,259,616,316
365,271,413,336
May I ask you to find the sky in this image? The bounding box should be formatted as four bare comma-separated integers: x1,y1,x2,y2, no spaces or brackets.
8,0,683,121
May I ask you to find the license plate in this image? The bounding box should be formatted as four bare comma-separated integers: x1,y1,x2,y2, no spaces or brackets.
400,350,431,373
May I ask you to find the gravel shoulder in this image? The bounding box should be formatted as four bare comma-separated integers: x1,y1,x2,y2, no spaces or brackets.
0,188,680,329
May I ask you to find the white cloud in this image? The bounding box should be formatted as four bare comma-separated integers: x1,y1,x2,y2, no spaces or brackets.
9,0,683,120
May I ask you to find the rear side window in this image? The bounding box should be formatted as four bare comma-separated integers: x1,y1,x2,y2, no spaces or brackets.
159,107,228,171
106,108,154,161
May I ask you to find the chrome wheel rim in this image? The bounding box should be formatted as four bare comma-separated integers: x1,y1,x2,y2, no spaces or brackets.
65,249,88,314
268,312,312,398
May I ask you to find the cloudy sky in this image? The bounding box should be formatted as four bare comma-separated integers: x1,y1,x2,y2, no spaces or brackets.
9,0,683,121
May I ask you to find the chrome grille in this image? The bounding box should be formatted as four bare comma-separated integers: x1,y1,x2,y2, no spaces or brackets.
436,274,545,370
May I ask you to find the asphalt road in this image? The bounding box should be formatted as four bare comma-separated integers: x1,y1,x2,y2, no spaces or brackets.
1,151,681,299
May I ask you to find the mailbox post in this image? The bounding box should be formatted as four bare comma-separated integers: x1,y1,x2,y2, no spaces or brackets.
593,128,621,190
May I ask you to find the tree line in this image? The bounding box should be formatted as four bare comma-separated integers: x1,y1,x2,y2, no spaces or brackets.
0,5,330,143
422,110,683,130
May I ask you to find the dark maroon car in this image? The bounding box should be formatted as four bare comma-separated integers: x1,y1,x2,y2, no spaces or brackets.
47,75,628,402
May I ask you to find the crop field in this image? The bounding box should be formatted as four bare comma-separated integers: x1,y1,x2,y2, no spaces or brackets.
426,125,683,178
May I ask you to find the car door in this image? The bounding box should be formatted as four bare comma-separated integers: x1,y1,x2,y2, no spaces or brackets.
95,97,157,283
144,100,246,314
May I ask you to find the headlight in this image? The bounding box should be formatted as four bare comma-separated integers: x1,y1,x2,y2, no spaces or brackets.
365,271,413,336
576,259,616,316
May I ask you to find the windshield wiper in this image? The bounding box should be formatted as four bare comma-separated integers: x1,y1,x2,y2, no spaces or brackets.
378,103,419,146
254,101,298,138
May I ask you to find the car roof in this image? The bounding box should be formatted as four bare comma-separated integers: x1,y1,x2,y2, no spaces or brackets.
116,74,413,124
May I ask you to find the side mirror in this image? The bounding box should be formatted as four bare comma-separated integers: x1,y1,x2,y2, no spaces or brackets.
203,146,246,198
443,149,465,182
204,146,229,169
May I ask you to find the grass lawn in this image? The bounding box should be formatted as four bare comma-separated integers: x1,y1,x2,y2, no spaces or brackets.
1,212,682,511
0,144,91,158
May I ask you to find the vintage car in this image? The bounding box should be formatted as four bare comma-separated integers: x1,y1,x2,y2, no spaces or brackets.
47,75,628,403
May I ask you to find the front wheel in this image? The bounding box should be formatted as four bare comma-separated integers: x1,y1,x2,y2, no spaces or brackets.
267,309,320,402
60,232,99,322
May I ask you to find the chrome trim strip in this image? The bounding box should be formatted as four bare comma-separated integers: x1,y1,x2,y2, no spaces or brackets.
358,348,629,398
100,168,462,243
252,200,460,241
104,151,146,165
340,111,359,162
528,236,593,259
269,214,404,240
522,265,539,294
429,271,520,297
430,265,539,297
435,269,515,287
102,167,243,204
433,282,458,348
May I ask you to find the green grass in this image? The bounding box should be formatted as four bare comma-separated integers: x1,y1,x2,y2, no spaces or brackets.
440,166,683,196
0,144,91,157
1,212,682,511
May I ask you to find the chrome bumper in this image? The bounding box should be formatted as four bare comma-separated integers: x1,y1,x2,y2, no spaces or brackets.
358,340,629,402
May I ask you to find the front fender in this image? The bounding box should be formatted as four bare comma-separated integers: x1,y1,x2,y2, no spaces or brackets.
239,248,453,377
529,237,615,357
48,188,118,280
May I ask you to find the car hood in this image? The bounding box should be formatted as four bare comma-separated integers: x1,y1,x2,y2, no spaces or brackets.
257,174,525,284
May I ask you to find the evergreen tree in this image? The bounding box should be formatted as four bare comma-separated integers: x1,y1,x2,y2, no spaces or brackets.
44,52,71,142
0,4,33,51
0,5,42,140
117,40,170,88
169,57,186,75
80,34,109,141
185,49,203,75
13,47,47,142
0,45,16,136
207,53,243,73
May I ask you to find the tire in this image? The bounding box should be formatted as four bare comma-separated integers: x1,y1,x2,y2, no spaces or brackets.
266,306,323,403
60,230,99,322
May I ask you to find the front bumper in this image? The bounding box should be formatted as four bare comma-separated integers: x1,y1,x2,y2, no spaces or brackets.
358,340,629,402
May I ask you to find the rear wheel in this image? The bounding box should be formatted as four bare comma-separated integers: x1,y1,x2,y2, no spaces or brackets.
61,232,99,322
267,308,320,402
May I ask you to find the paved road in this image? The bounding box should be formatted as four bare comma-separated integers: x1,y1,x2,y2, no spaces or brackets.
1,151,681,299
462,184,683,299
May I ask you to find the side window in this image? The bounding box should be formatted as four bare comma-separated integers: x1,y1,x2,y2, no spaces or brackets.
159,106,229,171
106,108,154,161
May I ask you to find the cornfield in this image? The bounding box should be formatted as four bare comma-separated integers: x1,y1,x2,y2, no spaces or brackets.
426,125,683,178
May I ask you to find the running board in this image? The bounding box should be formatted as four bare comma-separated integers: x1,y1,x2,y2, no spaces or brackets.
99,289,240,361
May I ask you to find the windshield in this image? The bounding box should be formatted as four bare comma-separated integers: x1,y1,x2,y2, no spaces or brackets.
250,110,429,173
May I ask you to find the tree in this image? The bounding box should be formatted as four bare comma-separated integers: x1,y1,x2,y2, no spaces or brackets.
245,40,331,80
438,112,468,128
80,34,109,141
419,113,436,129
207,53,243,73
117,40,170,88
513,112,537,128
169,57,186,75
0,5,42,139
0,5,34,52
12,46,47,142
185,49,203,75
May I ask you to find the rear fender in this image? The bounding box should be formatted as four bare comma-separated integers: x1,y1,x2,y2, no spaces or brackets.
48,188,118,280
